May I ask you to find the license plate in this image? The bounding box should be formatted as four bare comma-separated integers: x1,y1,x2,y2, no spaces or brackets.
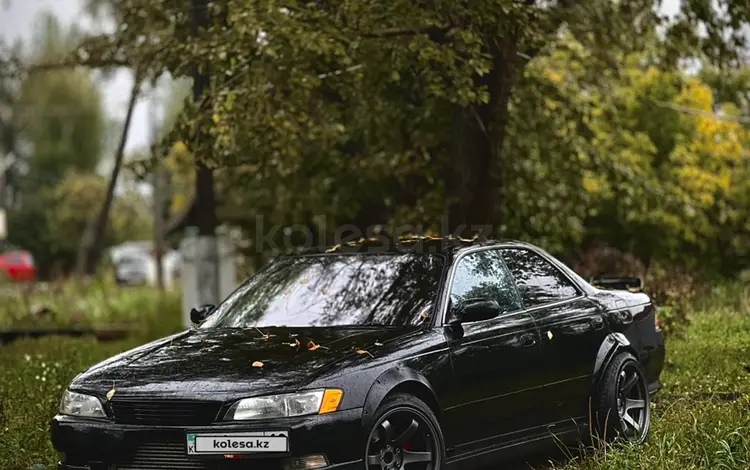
186,431,289,454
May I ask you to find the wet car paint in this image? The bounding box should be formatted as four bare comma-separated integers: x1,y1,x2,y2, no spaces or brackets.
51,239,665,470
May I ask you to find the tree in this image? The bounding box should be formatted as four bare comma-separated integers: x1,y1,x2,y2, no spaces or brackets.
75,75,142,275
16,12,105,190
50,0,750,276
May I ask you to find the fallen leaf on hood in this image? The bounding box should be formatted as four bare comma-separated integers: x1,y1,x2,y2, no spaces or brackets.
307,340,329,351
356,349,374,358
107,383,115,401
289,333,299,338
287,338,301,348
252,361,264,368
374,341,383,347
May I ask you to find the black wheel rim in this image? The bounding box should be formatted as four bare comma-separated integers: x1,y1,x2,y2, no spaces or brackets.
365,407,439,470
616,361,649,442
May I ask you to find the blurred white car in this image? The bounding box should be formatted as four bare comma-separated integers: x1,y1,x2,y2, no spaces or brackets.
114,254,149,285
109,242,182,288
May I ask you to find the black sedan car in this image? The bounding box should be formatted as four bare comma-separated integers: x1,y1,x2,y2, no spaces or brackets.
51,238,665,470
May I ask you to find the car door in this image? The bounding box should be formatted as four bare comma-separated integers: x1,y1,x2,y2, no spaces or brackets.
501,247,607,429
441,248,548,456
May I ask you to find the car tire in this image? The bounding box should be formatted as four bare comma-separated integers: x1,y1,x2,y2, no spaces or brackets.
364,393,445,469
592,351,651,445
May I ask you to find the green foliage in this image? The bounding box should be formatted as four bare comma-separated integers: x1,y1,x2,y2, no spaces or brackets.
17,13,105,187
6,172,152,278
53,0,748,278
0,278,182,336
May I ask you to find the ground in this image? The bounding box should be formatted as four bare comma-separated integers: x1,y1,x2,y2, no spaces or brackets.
0,282,748,470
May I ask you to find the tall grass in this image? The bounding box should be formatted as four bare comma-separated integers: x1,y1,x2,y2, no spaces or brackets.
0,278,183,339
560,284,750,470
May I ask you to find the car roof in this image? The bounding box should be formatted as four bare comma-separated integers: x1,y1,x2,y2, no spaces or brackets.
289,235,538,257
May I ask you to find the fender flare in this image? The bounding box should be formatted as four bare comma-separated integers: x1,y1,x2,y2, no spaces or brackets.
592,332,636,387
361,366,439,430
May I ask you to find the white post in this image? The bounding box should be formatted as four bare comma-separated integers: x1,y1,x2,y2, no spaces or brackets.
0,208,6,240
180,229,237,329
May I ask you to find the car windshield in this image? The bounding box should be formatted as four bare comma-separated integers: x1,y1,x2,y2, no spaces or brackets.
201,253,445,328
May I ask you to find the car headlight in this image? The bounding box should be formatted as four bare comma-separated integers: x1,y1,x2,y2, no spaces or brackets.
59,390,107,418
225,389,343,421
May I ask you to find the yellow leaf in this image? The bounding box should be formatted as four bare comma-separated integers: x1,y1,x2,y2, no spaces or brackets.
307,340,328,351
106,388,116,401
374,342,383,347
252,361,264,368
356,349,374,358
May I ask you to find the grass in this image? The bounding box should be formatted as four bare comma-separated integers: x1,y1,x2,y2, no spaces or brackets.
1,282,749,469
560,283,750,470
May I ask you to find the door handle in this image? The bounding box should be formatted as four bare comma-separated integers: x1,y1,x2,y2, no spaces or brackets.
590,317,604,331
519,333,537,348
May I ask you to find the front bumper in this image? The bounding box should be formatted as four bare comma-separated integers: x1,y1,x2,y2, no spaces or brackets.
51,408,365,470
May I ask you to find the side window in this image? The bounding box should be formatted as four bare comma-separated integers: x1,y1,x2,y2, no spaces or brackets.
449,250,523,315
501,248,579,308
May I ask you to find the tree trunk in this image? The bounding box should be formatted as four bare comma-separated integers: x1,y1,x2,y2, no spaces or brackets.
75,76,140,276
445,40,520,237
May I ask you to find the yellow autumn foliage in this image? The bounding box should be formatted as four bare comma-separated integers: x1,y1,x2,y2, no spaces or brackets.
163,140,195,216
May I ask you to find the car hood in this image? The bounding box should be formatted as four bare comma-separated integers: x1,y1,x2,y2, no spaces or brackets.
71,326,412,398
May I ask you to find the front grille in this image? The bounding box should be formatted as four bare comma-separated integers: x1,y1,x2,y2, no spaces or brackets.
114,438,283,470
110,398,223,426
116,441,209,470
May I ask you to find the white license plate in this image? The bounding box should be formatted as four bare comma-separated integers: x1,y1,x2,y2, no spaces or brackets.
186,431,289,454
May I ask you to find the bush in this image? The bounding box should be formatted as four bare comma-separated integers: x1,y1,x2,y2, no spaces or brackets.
570,246,707,335
0,278,184,340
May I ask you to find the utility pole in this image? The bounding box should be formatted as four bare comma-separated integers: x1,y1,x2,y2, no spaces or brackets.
190,0,220,307
150,92,165,291
0,153,15,241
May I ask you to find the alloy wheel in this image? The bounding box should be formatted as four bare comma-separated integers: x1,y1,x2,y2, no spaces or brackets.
365,407,440,470
616,361,649,442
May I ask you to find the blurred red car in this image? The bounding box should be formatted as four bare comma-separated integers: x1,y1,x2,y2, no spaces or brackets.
0,250,36,282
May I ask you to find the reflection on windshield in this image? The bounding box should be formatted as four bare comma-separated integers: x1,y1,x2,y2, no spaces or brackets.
201,253,445,328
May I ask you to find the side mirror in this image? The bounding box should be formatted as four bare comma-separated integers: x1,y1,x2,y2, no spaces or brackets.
190,304,216,325
451,299,502,324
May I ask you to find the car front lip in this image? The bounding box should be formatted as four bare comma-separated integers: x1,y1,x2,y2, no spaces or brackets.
51,408,364,469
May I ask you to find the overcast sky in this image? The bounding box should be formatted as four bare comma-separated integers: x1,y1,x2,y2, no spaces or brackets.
1,0,683,156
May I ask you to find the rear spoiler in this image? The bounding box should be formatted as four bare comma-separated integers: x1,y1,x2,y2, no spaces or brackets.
591,276,643,292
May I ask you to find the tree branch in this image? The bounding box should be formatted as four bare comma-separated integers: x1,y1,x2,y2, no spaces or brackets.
361,26,449,40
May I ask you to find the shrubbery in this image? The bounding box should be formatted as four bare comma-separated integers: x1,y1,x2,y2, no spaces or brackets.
0,278,183,340
570,246,708,336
